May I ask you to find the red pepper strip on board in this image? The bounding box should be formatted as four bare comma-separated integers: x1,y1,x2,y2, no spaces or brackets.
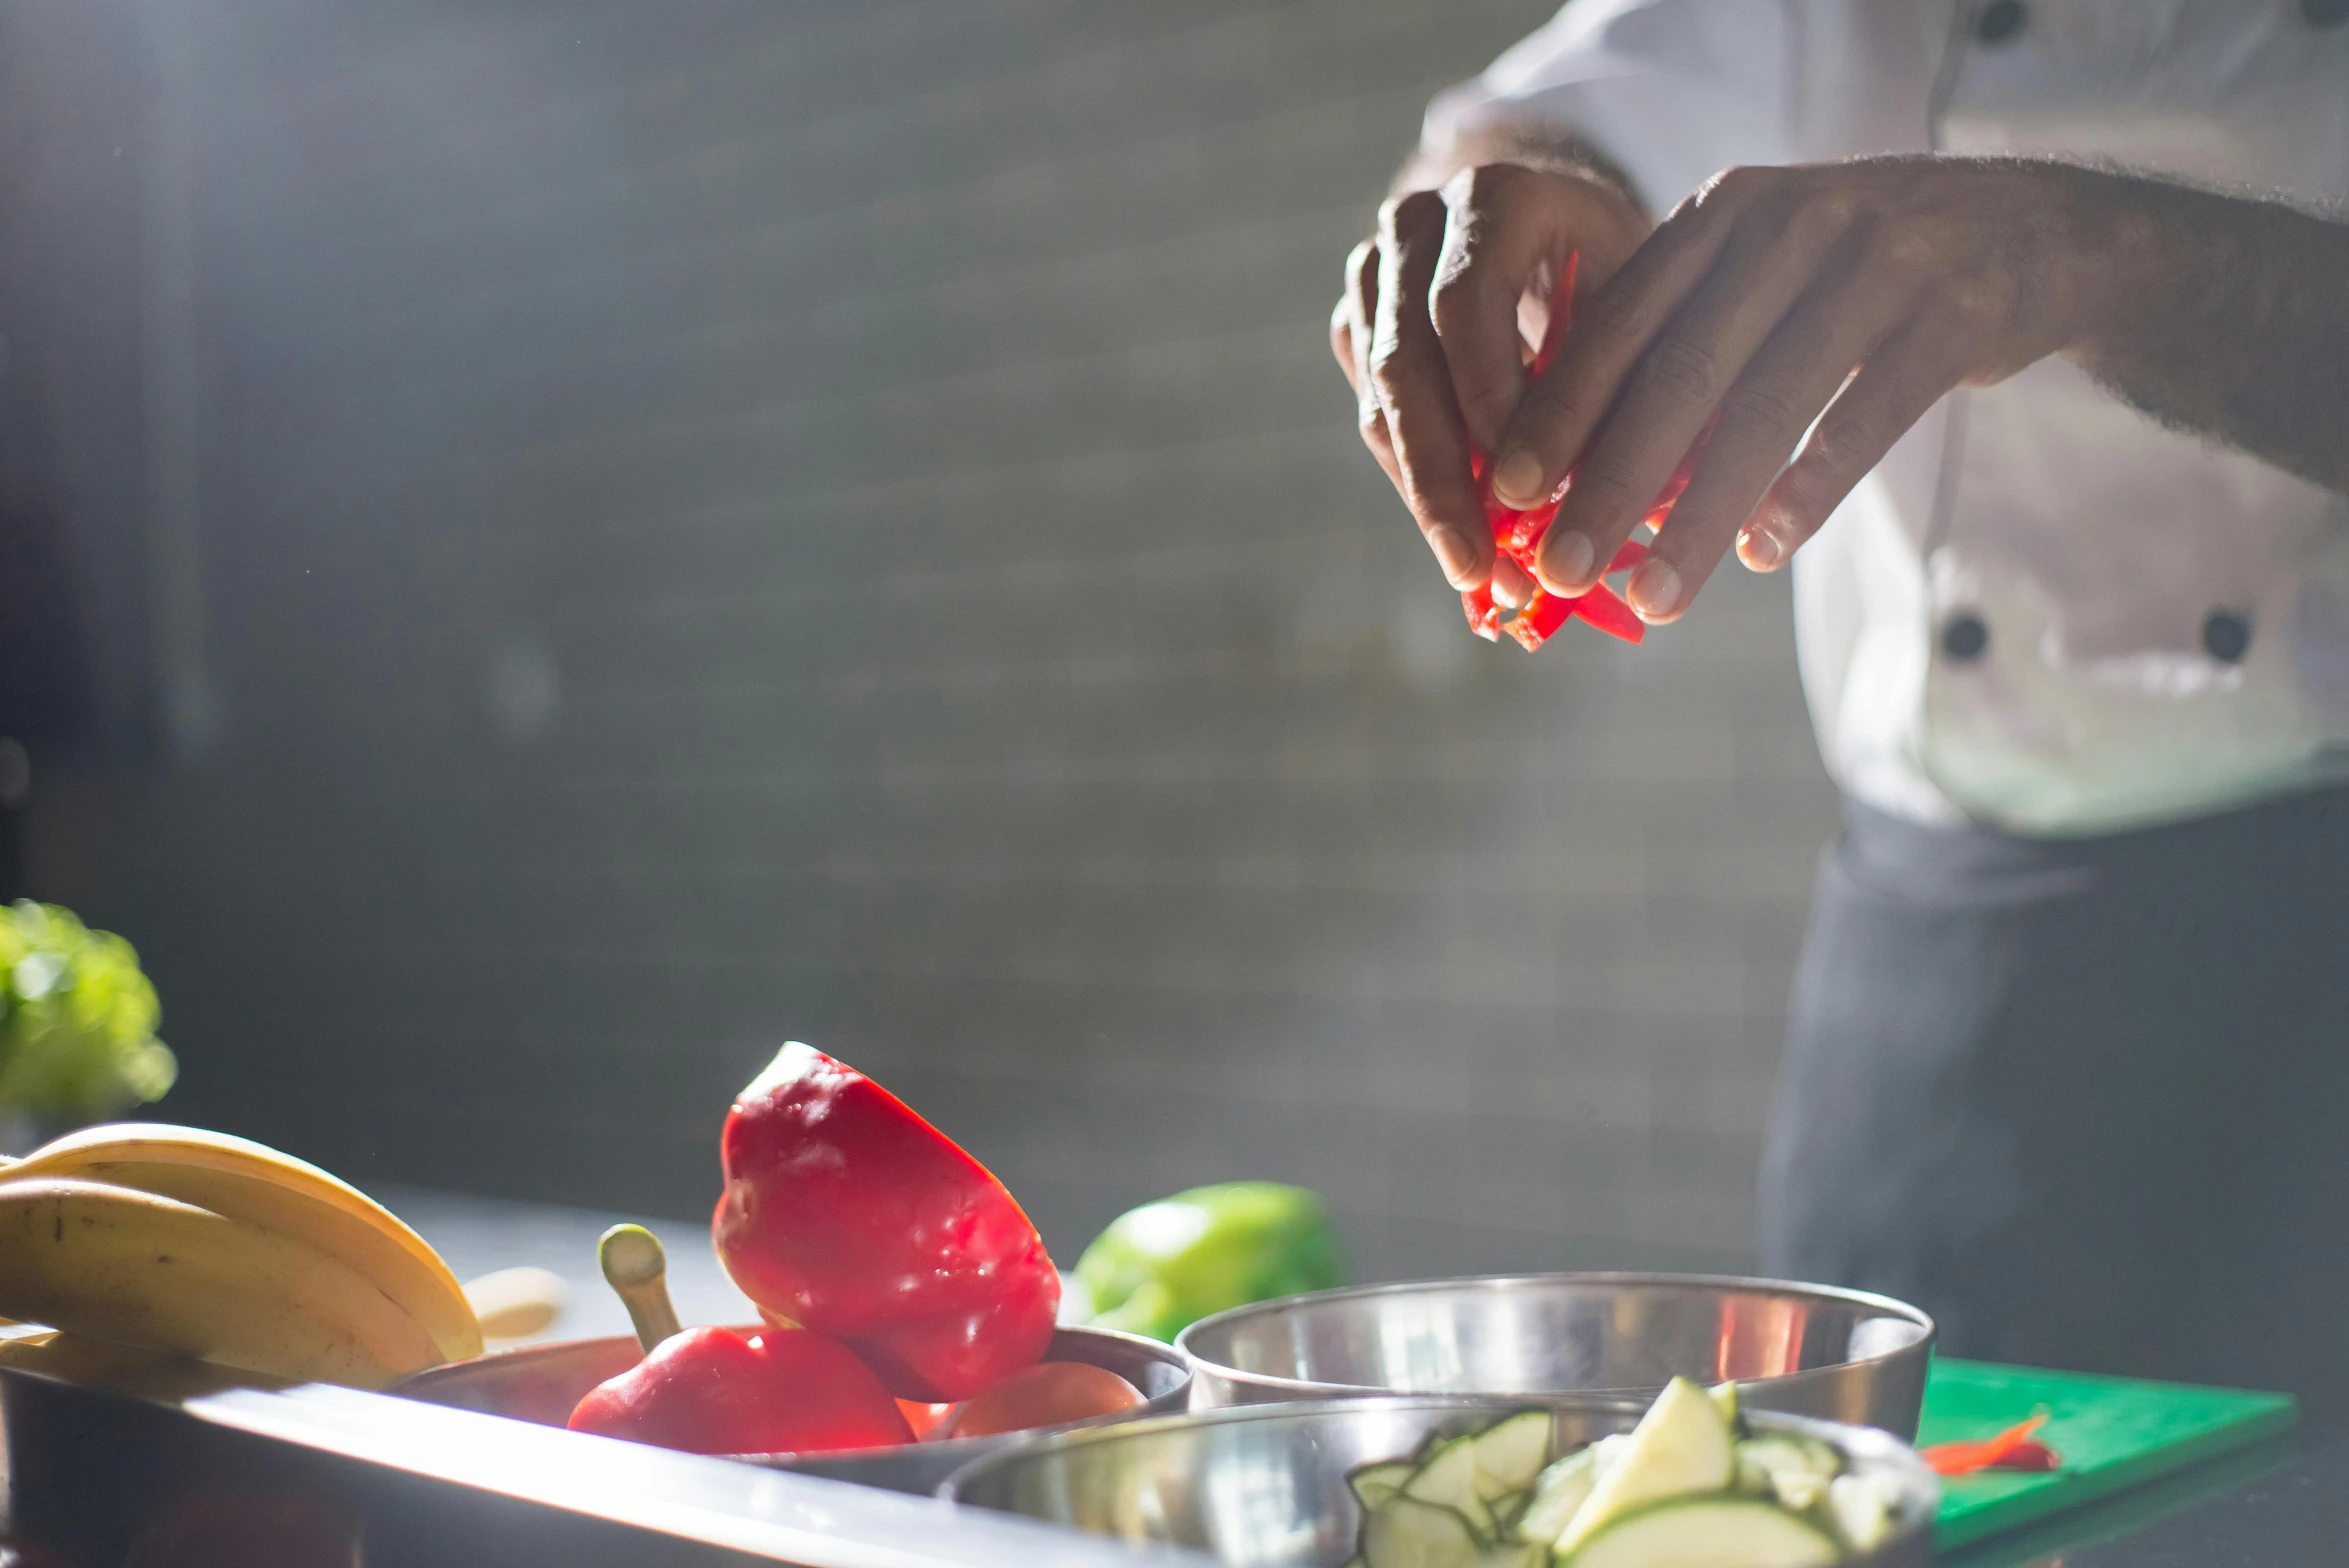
1922,1413,2056,1476
1995,1439,2064,1473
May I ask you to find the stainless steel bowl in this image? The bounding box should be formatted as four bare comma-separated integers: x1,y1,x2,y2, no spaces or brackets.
942,1396,1938,1567
393,1324,1191,1495
1177,1274,1934,1438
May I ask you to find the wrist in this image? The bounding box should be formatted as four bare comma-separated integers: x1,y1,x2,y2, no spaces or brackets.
2041,163,2246,363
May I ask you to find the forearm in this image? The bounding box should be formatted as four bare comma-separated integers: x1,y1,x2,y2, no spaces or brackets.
2069,170,2349,494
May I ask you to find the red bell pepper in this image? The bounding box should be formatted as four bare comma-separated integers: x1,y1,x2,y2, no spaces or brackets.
1922,1413,2061,1476
567,1323,913,1455
713,1043,1061,1401
1460,254,1709,652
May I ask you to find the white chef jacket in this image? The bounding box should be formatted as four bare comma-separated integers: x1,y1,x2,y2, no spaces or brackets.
1424,0,2349,836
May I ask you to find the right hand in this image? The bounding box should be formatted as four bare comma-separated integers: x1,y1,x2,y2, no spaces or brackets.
1330,164,1650,613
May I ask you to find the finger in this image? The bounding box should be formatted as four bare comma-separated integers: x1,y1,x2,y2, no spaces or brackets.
1330,297,1358,390
1428,165,1646,456
1332,239,1374,396
1533,182,1866,599
1373,190,1489,588
1625,259,1920,620
1742,314,1970,569
1338,239,1405,492
1490,553,1537,611
1492,166,1771,512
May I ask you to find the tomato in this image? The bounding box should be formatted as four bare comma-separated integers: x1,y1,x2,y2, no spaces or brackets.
947,1361,1145,1439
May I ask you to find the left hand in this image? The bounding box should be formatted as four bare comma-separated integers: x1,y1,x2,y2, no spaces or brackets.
1487,156,2121,622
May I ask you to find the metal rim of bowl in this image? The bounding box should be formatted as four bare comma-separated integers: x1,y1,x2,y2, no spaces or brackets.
937,1393,1941,1556
1172,1271,1938,1402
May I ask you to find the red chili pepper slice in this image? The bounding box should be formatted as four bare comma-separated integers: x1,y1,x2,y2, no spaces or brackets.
1996,1439,2063,1472
1461,257,1711,652
1922,1413,2059,1476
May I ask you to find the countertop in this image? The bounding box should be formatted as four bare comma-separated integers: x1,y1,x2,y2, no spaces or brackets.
384,1187,2348,1566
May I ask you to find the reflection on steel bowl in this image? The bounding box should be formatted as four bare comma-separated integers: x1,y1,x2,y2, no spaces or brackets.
1176,1274,1934,1439
942,1396,1939,1568
392,1323,1190,1495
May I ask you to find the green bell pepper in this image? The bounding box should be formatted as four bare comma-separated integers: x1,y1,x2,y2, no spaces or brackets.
1072,1181,1343,1342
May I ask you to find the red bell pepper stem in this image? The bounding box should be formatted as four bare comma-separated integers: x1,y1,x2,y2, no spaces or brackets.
1922,1413,2057,1476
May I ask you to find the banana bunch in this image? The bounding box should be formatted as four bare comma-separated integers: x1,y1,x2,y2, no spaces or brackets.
0,1123,481,1389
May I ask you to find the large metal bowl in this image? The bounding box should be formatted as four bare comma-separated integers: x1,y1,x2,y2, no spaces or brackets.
942,1396,1938,1567
393,1324,1191,1495
1177,1274,1934,1438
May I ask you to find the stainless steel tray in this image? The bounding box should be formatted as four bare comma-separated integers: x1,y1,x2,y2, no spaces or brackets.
0,1355,1206,1568
395,1324,1191,1497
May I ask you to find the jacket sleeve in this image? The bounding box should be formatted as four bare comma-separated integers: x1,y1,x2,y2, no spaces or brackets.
1421,0,1803,214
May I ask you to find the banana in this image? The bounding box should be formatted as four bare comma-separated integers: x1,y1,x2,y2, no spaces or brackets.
0,1177,442,1389
0,1329,288,1398
6,1123,480,1362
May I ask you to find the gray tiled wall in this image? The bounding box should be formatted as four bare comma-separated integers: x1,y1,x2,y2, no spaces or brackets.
27,0,1837,1281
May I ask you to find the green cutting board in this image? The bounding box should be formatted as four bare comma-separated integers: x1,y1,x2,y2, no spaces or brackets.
1922,1358,2297,1550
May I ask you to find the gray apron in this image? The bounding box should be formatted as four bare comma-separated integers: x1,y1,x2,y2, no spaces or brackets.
1759,788,2349,1412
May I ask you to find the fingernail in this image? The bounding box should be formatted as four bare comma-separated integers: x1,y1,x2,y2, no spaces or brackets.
1540,530,1597,591
1737,525,1785,571
1491,449,1545,508
1426,524,1477,587
1627,557,1685,622
1492,570,1529,610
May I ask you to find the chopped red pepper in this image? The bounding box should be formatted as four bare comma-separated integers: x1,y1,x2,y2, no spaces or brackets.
1459,255,1707,652
1996,1439,2064,1473
714,1043,1061,1401
1922,1413,2061,1476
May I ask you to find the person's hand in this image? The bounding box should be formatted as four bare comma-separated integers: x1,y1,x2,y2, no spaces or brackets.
1492,156,2119,622
1329,164,1650,614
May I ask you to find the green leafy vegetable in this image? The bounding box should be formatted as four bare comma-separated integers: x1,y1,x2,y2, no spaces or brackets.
0,901,176,1121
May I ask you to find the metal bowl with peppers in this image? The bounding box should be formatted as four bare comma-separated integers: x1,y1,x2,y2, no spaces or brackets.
395,1320,1190,1494
402,1043,1183,1481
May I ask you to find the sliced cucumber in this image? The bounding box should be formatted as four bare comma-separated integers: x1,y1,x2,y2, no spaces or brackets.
1709,1382,1740,1431
1513,1443,1604,1547
1736,1434,1841,1513
1364,1496,1484,1568
1477,1544,1543,1568
1564,1497,1840,1568
1825,1473,1895,1556
1352,1462,1417,1512
1472,1410,1555,1499
1405,1434,1496,1539
1552,1379,1734,1555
